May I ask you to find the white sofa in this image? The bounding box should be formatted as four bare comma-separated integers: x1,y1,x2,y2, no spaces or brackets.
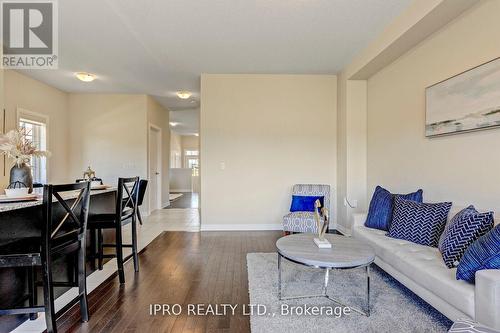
352,207,500,330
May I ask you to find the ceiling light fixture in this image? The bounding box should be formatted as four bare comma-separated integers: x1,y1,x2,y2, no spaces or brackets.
169,122,179,127
75,72,96,82
194,133,199,137
176,91,192,99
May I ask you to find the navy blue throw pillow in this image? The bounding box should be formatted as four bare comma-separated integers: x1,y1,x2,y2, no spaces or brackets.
364,186,423,231
290,195,324,212
388,197,452,247
438,206,494,268
457,224,500,283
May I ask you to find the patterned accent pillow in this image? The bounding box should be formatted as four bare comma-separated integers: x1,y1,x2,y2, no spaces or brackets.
438,206,494,268
456,224,500,283
364,186,423,231
387,197,452,247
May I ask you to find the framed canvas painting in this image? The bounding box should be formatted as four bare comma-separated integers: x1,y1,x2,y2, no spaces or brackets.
425,57,500,137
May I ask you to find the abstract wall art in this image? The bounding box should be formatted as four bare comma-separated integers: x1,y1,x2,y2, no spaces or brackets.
426,57,500,137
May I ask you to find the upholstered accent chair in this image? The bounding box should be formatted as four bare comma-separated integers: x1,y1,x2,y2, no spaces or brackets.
282,184,330,234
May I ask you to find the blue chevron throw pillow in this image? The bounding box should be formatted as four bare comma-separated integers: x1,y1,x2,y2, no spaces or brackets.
457,224,500,283
388,197,452,247
365,186,423,231
438,206,494,268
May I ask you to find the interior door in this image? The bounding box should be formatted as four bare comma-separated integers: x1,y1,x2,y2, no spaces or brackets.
149,127,161,211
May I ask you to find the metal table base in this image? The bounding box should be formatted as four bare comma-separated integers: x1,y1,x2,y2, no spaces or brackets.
277,253,371,317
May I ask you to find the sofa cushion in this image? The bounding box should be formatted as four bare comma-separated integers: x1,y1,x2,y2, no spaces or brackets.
439,206,494,268
353,225,475,317
457,224,500,283
365,186,423,231
388,197,452,247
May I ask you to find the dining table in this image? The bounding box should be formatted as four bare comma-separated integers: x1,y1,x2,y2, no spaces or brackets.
0,187,119,333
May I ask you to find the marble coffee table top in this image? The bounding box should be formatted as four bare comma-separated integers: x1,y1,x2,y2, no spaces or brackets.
276,233,375,269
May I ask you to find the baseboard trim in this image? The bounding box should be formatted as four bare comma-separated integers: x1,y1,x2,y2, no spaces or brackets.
336,224,351,236
201,223,283,231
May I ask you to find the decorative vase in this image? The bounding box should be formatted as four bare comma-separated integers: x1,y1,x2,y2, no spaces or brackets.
9,163,33,193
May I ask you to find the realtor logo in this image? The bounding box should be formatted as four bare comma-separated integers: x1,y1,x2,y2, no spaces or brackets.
1,0,58,69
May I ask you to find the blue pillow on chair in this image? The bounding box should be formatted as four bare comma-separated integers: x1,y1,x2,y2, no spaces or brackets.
364,186,423,231
438,206,494,268
456,224,500,283
290,195,324,212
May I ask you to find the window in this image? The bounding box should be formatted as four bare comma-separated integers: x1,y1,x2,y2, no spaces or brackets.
18,115,48,184
187,157,199,169
184,149,199,172
191,165,199,177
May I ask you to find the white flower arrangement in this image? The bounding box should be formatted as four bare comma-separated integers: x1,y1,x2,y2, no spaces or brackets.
0,128,51,166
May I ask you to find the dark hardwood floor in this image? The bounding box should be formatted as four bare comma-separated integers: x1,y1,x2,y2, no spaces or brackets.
165,193,199,209
56,231,282,333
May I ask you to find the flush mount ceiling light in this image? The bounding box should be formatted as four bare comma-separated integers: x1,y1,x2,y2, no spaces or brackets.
176,91,192,99
75,72,96,82
169,122,179,127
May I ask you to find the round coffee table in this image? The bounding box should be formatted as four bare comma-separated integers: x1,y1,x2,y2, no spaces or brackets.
276,233,375,316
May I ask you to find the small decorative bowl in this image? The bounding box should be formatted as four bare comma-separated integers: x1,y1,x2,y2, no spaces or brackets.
91,180,102,187
5,187,29,198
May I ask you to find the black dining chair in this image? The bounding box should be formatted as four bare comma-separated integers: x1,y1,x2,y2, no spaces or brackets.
88,177,140,283
131,179,148,225
0,182,91,333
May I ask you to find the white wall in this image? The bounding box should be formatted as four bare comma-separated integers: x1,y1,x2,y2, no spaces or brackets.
181,134,199,168
169,168,193,192
336,73,348,232
147,96,171,207
3,70,70,186
367,1,500,211
336,76,367,234
170,131,182,168
170,133,199,192
68,94,148,184
170,132,198,168
201,74,337,229
181,135,199,150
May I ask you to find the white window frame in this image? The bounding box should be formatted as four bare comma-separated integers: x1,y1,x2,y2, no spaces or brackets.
17,108,49,184
186,157,199,169
183,149,199,169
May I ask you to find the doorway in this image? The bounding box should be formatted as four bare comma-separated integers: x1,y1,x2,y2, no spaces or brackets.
148,125,162,213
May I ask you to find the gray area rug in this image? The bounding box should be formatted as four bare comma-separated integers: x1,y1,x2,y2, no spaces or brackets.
247,253,452,333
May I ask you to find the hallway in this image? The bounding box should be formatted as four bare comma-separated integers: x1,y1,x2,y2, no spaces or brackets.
166,192,199,209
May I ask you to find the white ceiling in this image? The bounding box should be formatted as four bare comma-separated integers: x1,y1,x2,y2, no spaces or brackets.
170,109,199,135
18,0,412,111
